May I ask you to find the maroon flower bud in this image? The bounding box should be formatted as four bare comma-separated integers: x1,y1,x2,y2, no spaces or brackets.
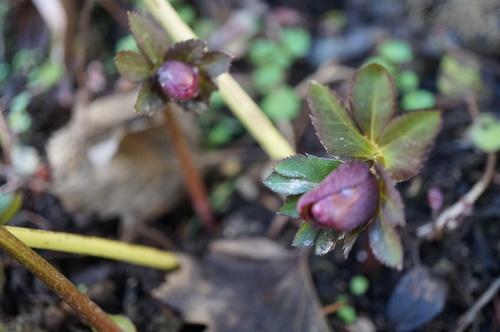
155,60,200,101
297,161,380,230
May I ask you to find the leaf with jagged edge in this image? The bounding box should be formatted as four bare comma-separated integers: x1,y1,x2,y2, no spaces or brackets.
315,229,345,255
114,50,152,83
279,195,301,218
379,110,441,181
165,39,205,63
292,222,319,247
308,81,378,159
351,63,396,142
135,82,165,115
342,225,364,258
128,12,170,66
374,163,405,227
264,155,341,195
369,213,403,269
199,51,233,78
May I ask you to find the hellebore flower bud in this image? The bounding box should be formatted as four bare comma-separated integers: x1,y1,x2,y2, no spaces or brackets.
297,161,380,230
155,60,200,101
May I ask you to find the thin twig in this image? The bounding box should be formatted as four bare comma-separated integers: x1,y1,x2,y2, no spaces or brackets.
163,103,216,230
0,227,122,332
417,152,497,239
0,104,12,165
452,277,500,332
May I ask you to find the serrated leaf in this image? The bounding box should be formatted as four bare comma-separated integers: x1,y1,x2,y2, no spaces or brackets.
308,81,378,159
374,163,405,227
379,110,441,181
128,12,170,66
369,214,403,269
135,82,165,114
0,193,22,225
387,267,447,331
199,51,233,78
351,63,396,142
279,195,301,218
114,50,152,83
315,229,344,255
342,226,363,258
264,173,317,195
273,155,341,182
292,222,319,247
165,39,205,63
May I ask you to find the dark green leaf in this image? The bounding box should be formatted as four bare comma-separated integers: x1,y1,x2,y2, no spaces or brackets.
114,50,152,83
292,222,319,247
273,155,341,183
264,173,317,195
308,81,378,159
0,193,22,225
374,163,405,227
128,12,170,66
351,63,396,142
315,229,344,255
135,82,165,114
166,39,205,63
342,226,363,258
379,110,441,181
369,214,403,269
279,195,301,218
199,51,233,78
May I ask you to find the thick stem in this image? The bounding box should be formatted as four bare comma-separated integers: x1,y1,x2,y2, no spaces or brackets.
140,0,296,160
5,226,179,270
163,103,216,230
0,227,122,332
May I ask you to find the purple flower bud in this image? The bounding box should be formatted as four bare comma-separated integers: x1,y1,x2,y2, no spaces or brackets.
297,161,380,230
155,60,200,101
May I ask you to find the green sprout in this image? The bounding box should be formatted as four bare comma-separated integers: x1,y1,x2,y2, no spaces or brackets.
265,64,442,268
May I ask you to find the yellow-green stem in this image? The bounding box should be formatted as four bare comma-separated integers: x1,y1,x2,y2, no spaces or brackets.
0,227,122,332
140,0,296,160
5,226,179,270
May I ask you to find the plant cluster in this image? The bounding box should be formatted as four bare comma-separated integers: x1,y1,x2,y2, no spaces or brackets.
265,63,442,268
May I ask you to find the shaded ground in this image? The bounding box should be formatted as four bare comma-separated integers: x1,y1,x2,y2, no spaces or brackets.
1,0,499,331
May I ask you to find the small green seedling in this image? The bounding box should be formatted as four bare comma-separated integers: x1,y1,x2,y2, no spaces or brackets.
265,63,442,268
468,113,500,152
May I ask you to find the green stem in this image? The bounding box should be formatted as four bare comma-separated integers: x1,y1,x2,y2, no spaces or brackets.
0,226,122,332
140,0,296,160
5,226,179,270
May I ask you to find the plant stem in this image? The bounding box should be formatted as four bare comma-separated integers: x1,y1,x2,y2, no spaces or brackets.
0,226,122,332
5,226,179,270
140,0,296,160
163,103,216,230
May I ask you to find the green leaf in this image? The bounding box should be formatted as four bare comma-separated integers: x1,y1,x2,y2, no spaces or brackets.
278,195,301,218
437,52,483,101
315,228,344,255
134,82,165,114
273,155,341,183
396,70,420,92
378,39,413,64
468,113,500,152
248,38,291,68
252,65,285,94
261,86,301,121
374,163,405,227
199,51,233,78
128,12,170,66
369,214,403,269
379,110,441,181
351,63,396,142
401,90,435,111
114,50,152,83
0,193,22,225
308,81,378,159
264,173,317,195
292,222,319,247
166,39,205,63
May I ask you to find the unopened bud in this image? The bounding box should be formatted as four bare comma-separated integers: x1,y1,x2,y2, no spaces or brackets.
155,60,200,101
297,161,380,230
